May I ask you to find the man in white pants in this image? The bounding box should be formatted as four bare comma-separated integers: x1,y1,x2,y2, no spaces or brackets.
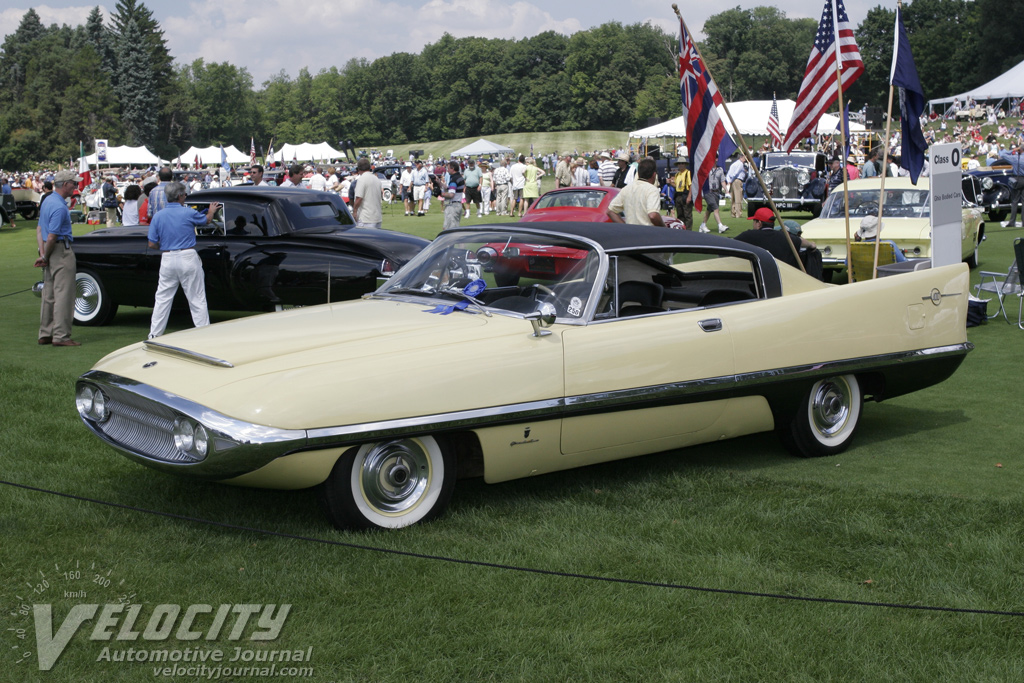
147,182,221,338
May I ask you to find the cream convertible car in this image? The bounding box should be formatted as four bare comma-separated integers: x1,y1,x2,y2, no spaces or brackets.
802,177,984,280
76,224,973,530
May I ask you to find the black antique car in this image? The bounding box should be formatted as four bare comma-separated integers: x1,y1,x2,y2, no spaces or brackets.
966,163,1019,222
744,152,828,218
70,186,429,325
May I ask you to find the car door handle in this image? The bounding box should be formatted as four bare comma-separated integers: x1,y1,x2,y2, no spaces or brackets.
699,318,722,332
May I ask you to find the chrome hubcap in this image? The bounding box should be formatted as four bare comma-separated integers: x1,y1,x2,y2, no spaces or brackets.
359,439,430,514
811,378,851,437
76,276,99,316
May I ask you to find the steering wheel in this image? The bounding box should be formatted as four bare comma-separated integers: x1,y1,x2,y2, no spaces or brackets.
857,202,879,217
529,284,556,298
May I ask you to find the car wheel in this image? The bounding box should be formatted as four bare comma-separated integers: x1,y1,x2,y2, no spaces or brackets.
809,201,822,218
746,202,762,218
74,270,118,326
987,209,1006,222
784,374,862,457
965,239,980,268
20,206,39,221
494,269,520,288
382,188,393,203
319,436,456,530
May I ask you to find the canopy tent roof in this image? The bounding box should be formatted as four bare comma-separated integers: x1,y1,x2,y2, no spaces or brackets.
80,145,165,166
450,138,515,157
275,142,346,162
629,99,865,138
927,58,1024,104
175,145,250,166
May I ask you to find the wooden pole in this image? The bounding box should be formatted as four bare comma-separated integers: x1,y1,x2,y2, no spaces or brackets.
873,85,897,279
830,0,855,283
672,4,805,271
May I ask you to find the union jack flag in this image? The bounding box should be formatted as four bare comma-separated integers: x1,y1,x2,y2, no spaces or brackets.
767,92,782,149
679,17,726,211
784,0,863,151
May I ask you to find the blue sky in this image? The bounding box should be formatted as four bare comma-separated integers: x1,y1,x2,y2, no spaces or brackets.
1,0,877,84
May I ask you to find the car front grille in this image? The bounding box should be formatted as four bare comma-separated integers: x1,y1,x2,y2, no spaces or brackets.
770,167,802,199
95,384,202,463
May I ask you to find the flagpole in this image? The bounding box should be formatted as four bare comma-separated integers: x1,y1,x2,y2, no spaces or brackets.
672,4,806,272
830,0,855,283
872,1,902,279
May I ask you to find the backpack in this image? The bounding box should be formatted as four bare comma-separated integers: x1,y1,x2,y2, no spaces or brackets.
708,167,723,192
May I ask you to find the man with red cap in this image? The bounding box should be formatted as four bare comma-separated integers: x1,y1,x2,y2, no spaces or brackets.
733,207,801,269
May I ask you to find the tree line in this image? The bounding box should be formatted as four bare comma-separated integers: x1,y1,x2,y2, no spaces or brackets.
1,0,1018,170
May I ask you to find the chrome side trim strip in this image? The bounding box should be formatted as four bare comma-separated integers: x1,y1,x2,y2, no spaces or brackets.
305,342,972,447
144,341,234,368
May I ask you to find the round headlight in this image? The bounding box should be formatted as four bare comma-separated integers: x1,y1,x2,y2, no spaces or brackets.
173,418,195,453
981,177,993,190
193,424,209,458
76,385,94,418
797,170,810,185
90,390,108,422
763,171,775,185
476,246,497,264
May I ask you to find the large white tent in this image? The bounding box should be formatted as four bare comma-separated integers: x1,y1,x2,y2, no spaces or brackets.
80,145,165,166
451,139,515,157
275,142,346,162
927,58,1024,105
176,145,250,166
629,99,865,139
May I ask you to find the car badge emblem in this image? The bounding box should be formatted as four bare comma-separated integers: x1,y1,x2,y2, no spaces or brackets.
143,361,158,368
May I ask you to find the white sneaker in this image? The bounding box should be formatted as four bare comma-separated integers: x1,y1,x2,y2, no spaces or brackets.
1001,220,1010,227
699,223,710,233
477,213,483,218
718,225,729,233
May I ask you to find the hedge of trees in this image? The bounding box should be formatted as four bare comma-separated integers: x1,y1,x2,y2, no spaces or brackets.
1,0,1018,169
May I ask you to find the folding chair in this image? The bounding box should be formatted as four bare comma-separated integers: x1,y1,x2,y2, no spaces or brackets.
848,242,897,283
974,237,1023,328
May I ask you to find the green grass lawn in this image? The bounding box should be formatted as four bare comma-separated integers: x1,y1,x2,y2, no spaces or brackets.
2,205,1024,681
376,131,629,161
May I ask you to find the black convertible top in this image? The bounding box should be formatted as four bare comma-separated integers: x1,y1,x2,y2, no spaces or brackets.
189,185,340,202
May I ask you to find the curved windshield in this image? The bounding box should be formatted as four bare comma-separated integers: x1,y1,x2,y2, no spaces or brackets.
534,190,608,210
378,230,602,322
822,188,931,219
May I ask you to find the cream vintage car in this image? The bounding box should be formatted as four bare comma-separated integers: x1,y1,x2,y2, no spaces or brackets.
801,177,985,280
76,224,973,530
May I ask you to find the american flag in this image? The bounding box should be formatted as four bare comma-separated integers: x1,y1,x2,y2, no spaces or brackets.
250,138,257,166
767,92,782,149
679,16,726,211
783,0,863,152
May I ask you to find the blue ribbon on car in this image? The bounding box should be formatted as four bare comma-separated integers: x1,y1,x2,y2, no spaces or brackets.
422,279,486,315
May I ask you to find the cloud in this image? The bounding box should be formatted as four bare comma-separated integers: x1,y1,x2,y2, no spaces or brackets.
0,4,103,33
161,0,583,85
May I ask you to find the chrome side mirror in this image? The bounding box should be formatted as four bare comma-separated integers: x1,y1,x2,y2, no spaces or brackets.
524,301,556,337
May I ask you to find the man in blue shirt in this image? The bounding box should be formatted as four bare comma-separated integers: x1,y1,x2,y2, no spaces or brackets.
34,170,81,346
998,145,1024,228
147,182,220,338
146,166,173,221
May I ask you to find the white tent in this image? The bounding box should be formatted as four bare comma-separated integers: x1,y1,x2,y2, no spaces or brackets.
176,145,250,166
80,145,164,166
276,142,346,162
928,58,1024,105
451,139,515,157
629,99,865,138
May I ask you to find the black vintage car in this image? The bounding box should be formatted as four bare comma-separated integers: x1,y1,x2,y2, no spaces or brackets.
744,152,828,217
966,163,1020,222
71,186,429,325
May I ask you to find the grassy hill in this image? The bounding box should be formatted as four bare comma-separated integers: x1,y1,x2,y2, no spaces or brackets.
373,130,629,160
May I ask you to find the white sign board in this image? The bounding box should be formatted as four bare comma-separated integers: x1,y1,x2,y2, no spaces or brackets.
928,143,963,268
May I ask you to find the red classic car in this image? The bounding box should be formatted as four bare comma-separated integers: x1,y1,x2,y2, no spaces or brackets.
520,187,620,223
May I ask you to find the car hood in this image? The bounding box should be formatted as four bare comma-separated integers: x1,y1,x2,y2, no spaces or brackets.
801,217,931,242
91,299,564,430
